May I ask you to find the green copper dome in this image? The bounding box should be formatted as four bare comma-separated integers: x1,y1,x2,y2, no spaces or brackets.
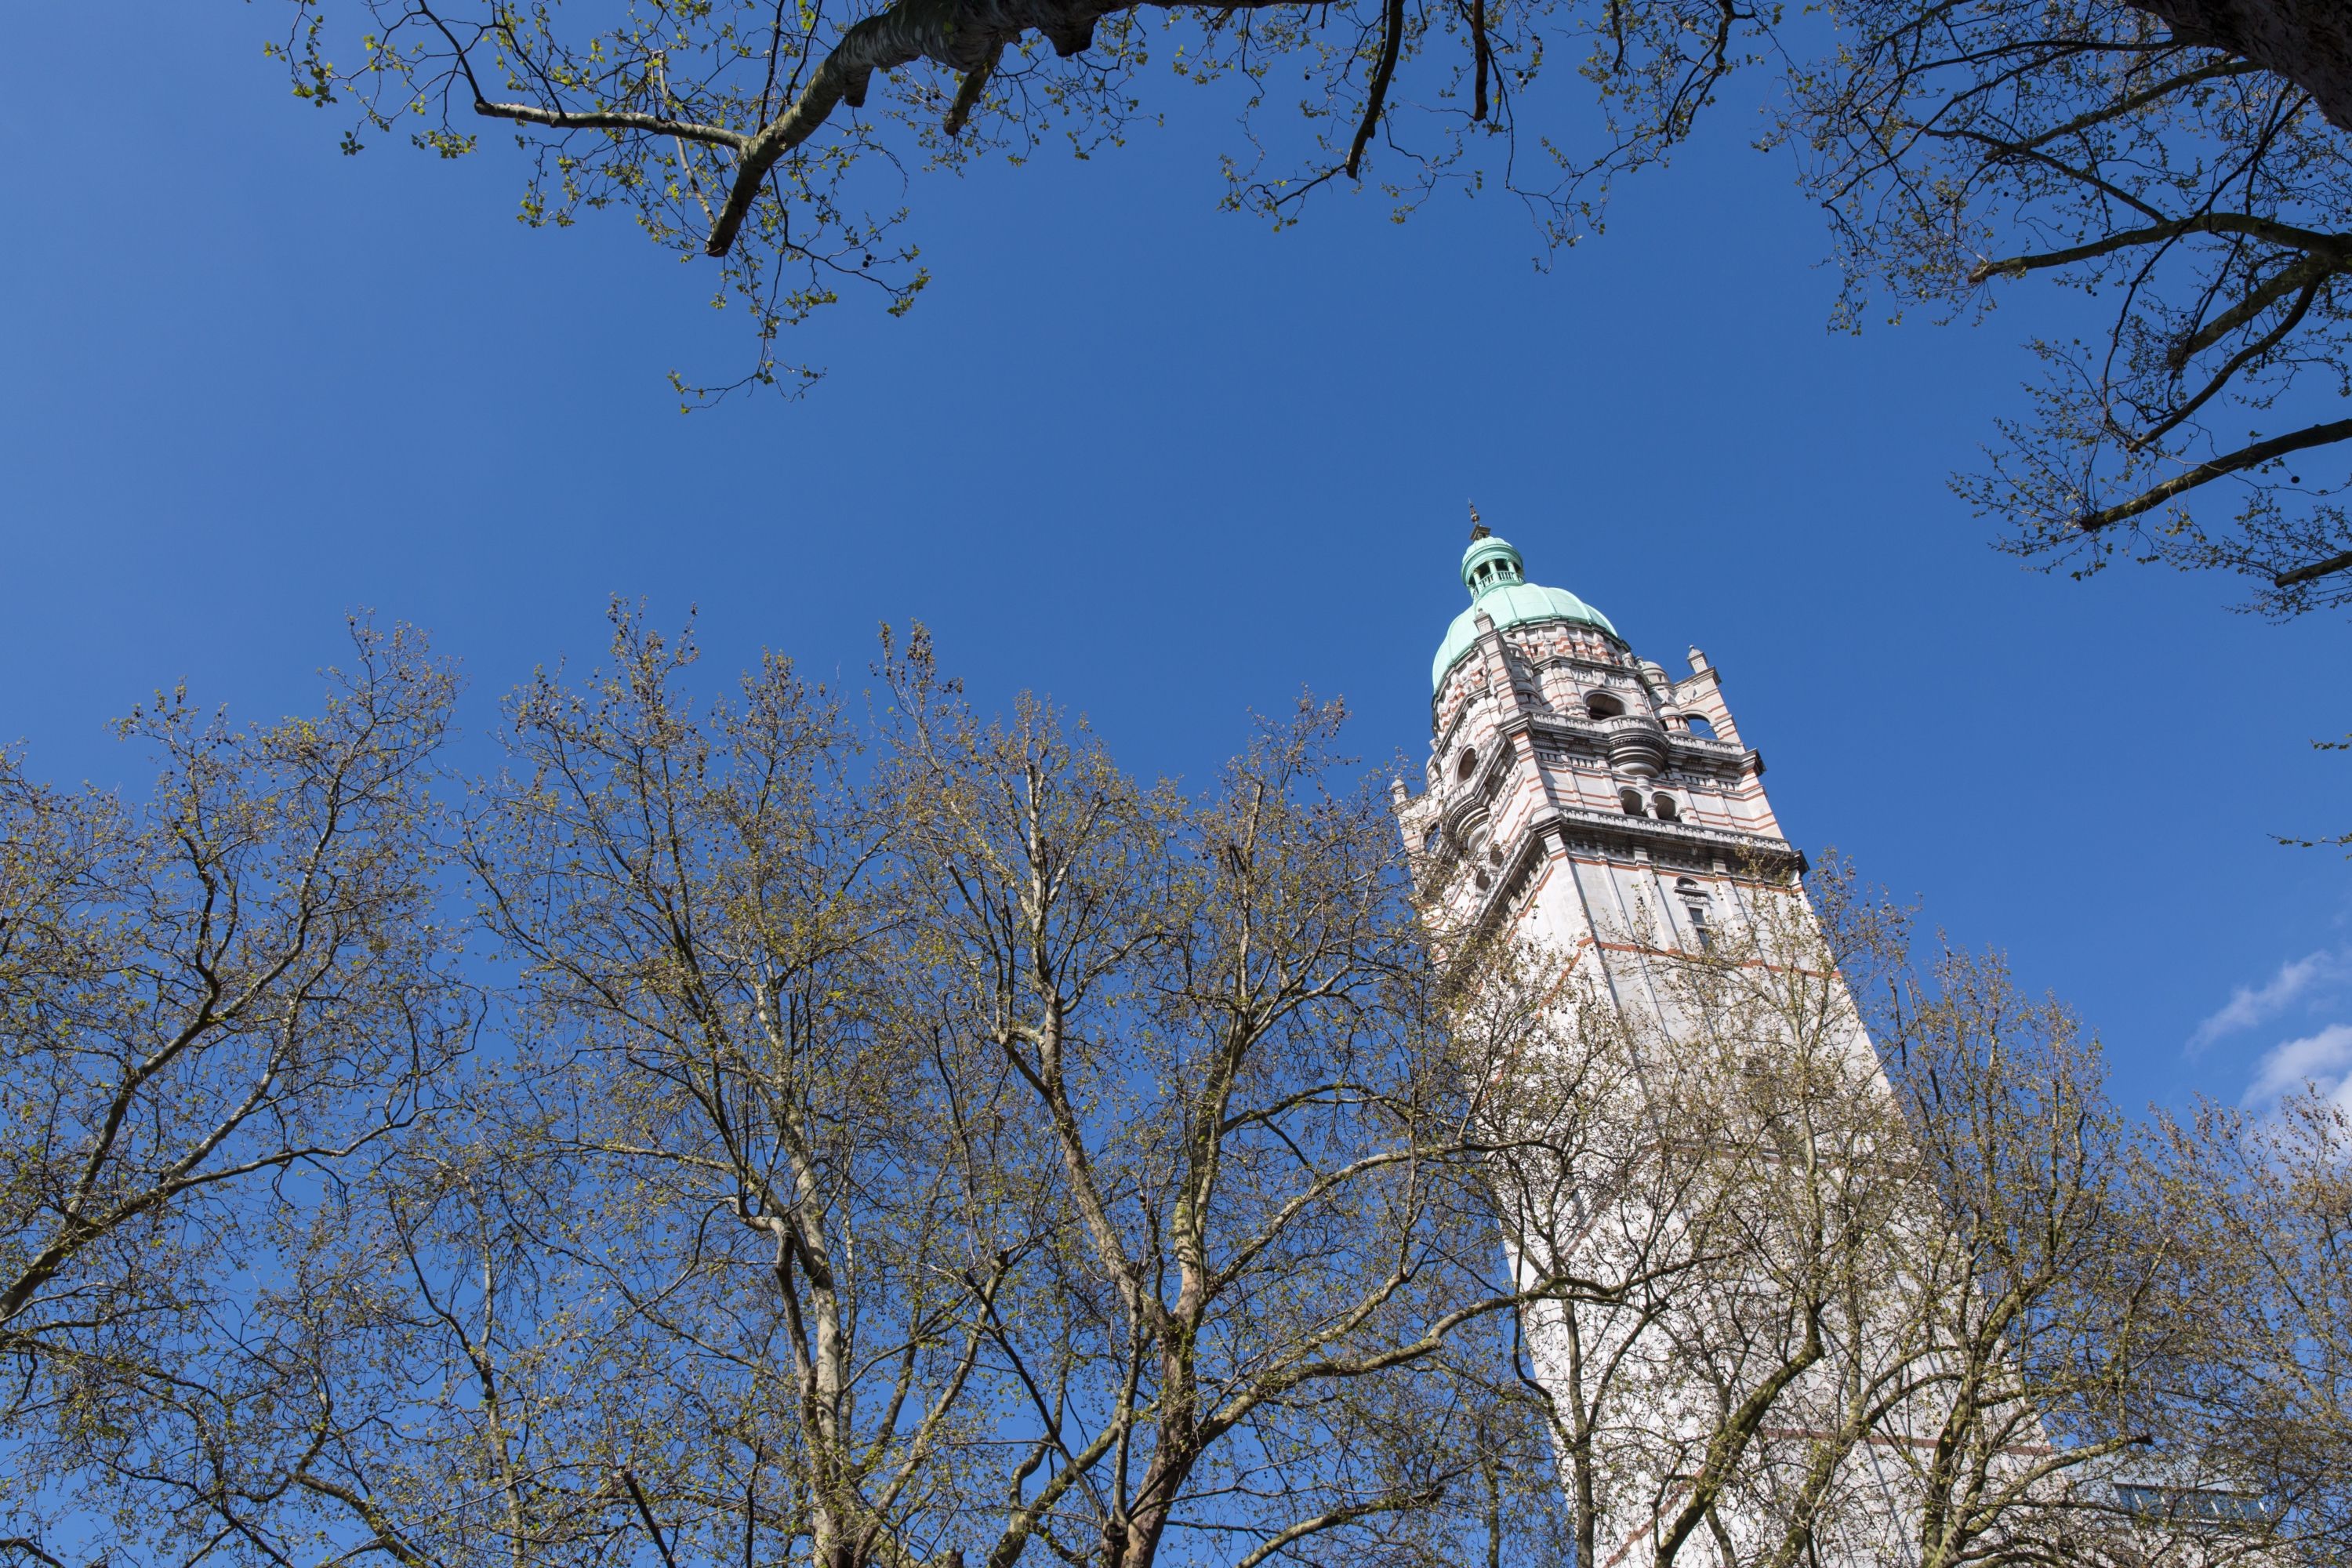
1432,532,1620,691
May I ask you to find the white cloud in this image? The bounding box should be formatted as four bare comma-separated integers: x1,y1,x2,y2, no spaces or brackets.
2241,1022,2352,1110
2190,948,2352,1051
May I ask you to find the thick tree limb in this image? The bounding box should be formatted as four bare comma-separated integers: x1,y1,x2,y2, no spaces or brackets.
1229,1483,1450,1568
289,1476,441,1568
2078,416,2352,532
472,98,748,149
1469,0,1490,120
621,1469,682,1568
2169,252,2337,366
943,42,1005,136
430,4,746,153
2275,548,2352,587
2129,0,2352,132
2129,277,2320,449
1949,58,2263,164
1653,1305,1826,1566
1347,0,1407,177
1969,212,2352,284
699,0,1253,256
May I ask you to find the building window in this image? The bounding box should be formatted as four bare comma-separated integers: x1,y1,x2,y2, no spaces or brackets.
1457,749,1477,782
2113,1486,2275,1528
1620,789,1646,817
1677,881,1716,950
1653,793,1679,821
1586,692,1624,720
1684,714,1717,740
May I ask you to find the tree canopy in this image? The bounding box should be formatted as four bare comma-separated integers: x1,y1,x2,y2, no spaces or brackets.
272,0,2352,616
3,617,2346,1565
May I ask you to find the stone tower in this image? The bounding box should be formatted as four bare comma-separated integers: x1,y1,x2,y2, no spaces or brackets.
1392,528,1924,1568
1403,527,1790,917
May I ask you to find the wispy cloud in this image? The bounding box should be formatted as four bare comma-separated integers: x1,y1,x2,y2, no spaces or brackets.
2189,948,2351,1051
2241,1023,2352,1110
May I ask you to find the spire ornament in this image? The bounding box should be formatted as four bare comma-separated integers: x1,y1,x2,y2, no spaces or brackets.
1468,501,1490,540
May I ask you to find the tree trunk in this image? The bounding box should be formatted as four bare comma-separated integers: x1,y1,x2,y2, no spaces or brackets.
2132,0,2352,130
1112,1348,1197,1568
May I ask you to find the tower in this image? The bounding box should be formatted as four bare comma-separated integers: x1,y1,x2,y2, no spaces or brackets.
1406,525,1788,918
1394,530,1928,1568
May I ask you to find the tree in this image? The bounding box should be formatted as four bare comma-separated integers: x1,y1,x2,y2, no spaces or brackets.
124,611,1613,1568
6,620,2340,1566
270,0,1765,399
1486,862,2082,1568
873,633,1541,1568
0,623,468,1557
169,611,991,1566
2122,1090,2352,1563
267,0,2352,617
1484,853,2313,1568
1795,0,2352,619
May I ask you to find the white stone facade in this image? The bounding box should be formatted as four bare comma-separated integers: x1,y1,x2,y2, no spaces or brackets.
1396,534,1938,1568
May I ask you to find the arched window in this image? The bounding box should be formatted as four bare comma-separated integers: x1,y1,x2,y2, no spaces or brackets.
1653,793,1679,822
1586,691,1624,720
1620,789,1646,817
1684,714,1718,740
1456,748,1478,782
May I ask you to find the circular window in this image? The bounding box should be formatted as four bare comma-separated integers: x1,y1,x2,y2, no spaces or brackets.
1456,748,1478,782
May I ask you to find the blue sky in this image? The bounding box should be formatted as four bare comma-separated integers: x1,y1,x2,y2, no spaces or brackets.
2,2,2345,1116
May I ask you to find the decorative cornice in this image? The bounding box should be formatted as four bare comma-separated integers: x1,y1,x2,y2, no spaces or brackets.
1434,694,1751,783
1443,801,1803,938
1536,804,1801,870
